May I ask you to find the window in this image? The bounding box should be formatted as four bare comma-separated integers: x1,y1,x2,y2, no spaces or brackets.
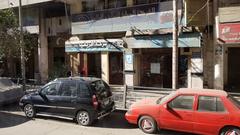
91,80,110,93
228,95,240,109
41,83,59,96
59,82,78,97
79,83,90,97
82,1,96,12
134,0,162,5
108,0,126,8
198,96,226,112
169,95,194,110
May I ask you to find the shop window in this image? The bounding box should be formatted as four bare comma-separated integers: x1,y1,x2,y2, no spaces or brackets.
108,0,126,8
82,1,96,12
140,49,172,88
134,0,166,5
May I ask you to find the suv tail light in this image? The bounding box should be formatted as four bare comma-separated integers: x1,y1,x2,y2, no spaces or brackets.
92,95,98,109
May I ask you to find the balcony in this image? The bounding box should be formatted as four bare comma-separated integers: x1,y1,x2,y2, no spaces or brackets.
71,2,184,35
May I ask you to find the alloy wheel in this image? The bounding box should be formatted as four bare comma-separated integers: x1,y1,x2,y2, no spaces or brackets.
77,111,90,126
24,104,35,118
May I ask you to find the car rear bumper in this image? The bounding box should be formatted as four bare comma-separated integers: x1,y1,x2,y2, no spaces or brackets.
97,102,115,119
125,112,138,124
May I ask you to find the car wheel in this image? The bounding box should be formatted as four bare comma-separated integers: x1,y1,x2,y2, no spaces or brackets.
220,127,240,135
76,111,92,126
138,116,157,134
24,104,35,118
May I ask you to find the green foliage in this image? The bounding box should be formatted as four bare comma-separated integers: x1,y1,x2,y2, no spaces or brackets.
48,62,68,81
0,9,37,62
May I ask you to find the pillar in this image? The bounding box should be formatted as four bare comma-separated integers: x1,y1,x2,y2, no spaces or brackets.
124,49,134,86
213,0,224,90
38,8,48,83
101,52,109,84
70,53,80,76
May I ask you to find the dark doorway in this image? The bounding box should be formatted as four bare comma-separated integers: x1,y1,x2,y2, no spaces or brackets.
87,53,101,78
227,48,240,92
109,52,123,85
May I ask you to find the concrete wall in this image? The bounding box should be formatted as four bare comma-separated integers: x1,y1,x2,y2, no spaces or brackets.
0,0,52,9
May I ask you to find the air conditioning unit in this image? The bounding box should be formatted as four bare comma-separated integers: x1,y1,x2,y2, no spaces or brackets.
181,48,192,55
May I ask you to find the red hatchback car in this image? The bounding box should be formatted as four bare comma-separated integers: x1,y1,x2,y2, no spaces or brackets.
125,88,240,135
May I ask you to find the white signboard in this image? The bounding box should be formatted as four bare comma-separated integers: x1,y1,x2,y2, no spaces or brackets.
151,63,160,74
124,54,134,71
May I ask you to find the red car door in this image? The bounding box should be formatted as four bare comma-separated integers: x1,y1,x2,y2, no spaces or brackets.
193,96,229,135
159,94,195,133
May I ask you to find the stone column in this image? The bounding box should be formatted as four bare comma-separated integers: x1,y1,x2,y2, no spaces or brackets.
213,0,224,90
124,49,134,86
101,52,109,84
38,8,48,83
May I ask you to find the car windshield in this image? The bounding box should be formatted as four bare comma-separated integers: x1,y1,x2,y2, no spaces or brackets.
228,95,240,109
157,91,176,105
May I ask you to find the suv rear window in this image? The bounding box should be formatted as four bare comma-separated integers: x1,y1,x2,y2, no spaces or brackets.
90,80,110,93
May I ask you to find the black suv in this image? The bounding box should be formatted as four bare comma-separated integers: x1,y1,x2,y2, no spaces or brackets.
19,77,115,126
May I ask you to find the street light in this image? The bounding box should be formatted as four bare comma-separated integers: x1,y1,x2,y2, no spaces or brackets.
18,0,26,91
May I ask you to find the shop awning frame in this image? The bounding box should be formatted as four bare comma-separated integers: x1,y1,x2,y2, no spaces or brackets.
123,32,202,48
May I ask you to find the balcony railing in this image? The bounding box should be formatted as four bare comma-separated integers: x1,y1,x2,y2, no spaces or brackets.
72,3,160,22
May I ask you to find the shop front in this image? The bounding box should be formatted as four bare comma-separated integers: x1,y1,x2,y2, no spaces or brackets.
123,32,202,88
219,23,240,92
65,37,124,85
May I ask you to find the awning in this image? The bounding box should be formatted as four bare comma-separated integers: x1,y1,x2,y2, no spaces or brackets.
65,38,124,53
123,32,201,48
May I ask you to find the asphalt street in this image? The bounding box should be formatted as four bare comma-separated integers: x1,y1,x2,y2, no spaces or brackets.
0,103,194,135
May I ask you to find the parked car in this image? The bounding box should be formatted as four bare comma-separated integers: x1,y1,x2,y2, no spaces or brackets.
0,77,23,106
19,77,115,126
125,88,240,135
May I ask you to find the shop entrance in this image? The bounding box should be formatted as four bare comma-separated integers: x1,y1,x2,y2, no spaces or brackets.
227,48,240,92
109,52,123,85
87,53,101,78
140,49,172,88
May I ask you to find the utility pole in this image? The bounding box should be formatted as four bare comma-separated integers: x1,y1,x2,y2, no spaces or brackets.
172,0,178,89
19,0,26,91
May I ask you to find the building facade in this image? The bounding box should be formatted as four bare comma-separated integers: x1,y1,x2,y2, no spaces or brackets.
65,0,210,88
0,0,215,90
213,0,240,92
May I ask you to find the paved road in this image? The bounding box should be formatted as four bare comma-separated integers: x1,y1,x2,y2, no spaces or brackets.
0,103,194,135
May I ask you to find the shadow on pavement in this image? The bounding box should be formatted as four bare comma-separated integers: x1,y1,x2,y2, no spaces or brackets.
0,102,22,112
0,111,30,128
93,110,137,129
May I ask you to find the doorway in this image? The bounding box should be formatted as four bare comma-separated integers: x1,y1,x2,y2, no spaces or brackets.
87,53,101,78
109,52,123,85
227,48,240,92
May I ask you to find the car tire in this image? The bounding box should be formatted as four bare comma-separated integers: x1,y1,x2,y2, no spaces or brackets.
220,127,240,135
76,110,92,126
23,104,35,118
138,116,157,134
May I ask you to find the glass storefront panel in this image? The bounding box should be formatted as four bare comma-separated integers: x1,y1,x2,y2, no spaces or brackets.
140,49,172,88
